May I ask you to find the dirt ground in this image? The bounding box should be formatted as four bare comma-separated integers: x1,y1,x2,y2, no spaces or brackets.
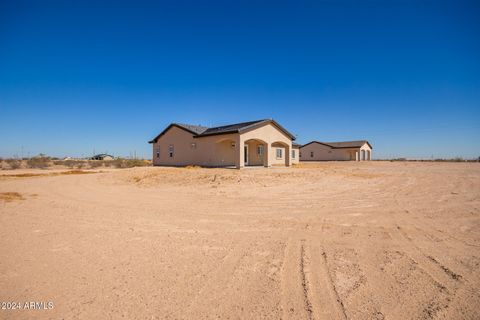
0,161,479,319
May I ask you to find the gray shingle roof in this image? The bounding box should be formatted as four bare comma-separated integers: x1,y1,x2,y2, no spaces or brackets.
197,120,268,137
302,140,372,149
324,140,370,148
149,119,296,143
174,123,209,135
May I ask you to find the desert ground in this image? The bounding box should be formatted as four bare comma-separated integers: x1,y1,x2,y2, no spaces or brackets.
0,161,479,319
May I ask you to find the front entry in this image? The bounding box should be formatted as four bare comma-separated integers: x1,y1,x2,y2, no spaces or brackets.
244,145,249,165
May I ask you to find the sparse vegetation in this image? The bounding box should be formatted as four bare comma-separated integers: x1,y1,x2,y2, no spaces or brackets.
0,170,94,178
89,161,104,168
112,158,150,169
0,192,25,202
27,155,51,169
5,158,22,169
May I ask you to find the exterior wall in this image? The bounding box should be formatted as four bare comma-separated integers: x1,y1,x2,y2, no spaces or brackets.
152,126,238,166
245,140,266,166
239,123,292,168
300,143,338,161
193,133,237,166
359,144,372,160
152,122,295,168
152,126,196,166
291,147,300,164
270,143,286,166
299,142,372,161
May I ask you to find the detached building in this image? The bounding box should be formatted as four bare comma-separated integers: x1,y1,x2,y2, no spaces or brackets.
149,119,299,168
300,140,372,161
90,154,114,160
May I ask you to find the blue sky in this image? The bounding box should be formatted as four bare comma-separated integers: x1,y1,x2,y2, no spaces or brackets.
1,0,479,159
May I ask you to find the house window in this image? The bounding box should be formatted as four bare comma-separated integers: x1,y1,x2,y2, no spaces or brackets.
292,150,296,159
191,142,197,149
310,151,314,158
276,148,283,159
156,149,160,158
257,145,264,155
300,152,302,158
168,145,174,158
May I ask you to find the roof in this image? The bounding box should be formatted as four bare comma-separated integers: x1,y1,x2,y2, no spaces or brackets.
302,140,372,149
149,119,296,143
90,154,114,159
292,142,302,148
198,120,265,137
148,123,208,143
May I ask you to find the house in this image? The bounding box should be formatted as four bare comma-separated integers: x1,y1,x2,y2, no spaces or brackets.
300,140,372,161
149,119,298,168
90,154,114,161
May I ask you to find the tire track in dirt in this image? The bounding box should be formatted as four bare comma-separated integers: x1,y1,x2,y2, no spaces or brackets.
300,240,314,320
281,234,349,320
395,225,462,289
314,246,348,320
281,237,311,320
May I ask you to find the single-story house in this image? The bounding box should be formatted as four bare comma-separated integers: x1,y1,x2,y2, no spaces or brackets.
90,154,114,161
300,140,372,161
149,119,298,168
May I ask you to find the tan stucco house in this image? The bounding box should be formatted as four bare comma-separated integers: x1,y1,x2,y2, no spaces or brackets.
149,119,299,168
300,140,372,161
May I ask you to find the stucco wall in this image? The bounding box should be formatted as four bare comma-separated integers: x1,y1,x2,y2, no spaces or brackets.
299,142,372,161
152,122,296,167
152,126,197,166
152,126,238,166
240,123,292,167
291,147,300,164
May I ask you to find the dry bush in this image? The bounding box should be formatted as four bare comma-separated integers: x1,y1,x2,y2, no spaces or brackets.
63,160,84,168
103,161,113,167
112,158,150,169
0,192,24,202
89,161,104,168
5,159,22,170
27,155,51,169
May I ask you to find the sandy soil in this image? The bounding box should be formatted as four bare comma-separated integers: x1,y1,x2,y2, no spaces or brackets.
1,162,479,319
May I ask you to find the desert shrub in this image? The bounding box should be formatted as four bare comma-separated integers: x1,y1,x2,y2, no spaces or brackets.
27,156,51,169
112,158,150,169
103,161,113,167
5,158,22,169
89,161,104,168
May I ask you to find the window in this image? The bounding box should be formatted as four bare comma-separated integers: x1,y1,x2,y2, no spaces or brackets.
156,149,160,158
292,150,296,159
168,145,174,158
310,151,314,158
257,145,264,155
300,152,302,158
276,148,283,159
191,142,197,149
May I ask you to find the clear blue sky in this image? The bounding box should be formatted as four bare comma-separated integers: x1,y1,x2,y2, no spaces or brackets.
1,0,479,159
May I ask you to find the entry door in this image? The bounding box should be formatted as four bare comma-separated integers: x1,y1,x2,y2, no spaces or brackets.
244,145,249,165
